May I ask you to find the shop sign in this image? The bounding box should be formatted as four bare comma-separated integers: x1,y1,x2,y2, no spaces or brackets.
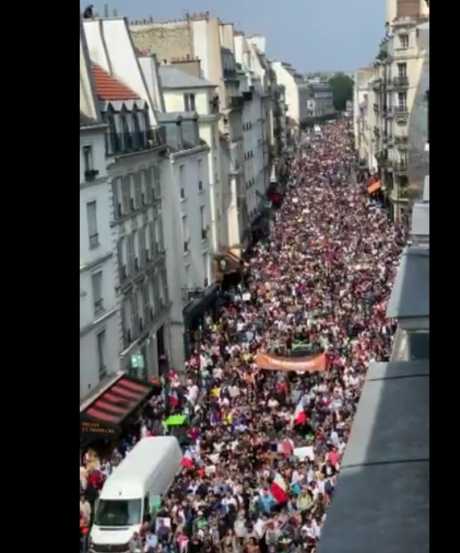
81,420,117,437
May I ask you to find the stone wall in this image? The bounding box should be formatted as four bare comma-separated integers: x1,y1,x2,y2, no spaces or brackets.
130,23,193,64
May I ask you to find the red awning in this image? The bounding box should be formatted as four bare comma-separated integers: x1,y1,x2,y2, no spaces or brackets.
255,352,327,373
81,374,154,437
368,180,382,194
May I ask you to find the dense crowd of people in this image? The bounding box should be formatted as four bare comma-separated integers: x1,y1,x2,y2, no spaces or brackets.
80,119,407,552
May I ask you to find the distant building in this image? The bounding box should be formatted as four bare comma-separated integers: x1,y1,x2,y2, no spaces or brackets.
271,61,309,128
306,81,335,118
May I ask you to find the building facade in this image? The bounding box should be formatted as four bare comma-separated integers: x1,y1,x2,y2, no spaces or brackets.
358,0,429,223
80,25,121,400
306,80,335,118
271,61,309,129
83,17,172,380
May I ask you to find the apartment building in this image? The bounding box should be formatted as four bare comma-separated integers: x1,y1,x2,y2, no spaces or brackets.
361,0,429,222
83,17,172,379
271,61,309,129
305,80,335,118
159,65,224,253
80,24,121,400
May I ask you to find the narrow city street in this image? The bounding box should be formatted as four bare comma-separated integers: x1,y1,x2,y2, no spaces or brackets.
82,118,408,553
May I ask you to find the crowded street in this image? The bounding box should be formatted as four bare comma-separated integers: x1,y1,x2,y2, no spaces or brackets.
80,119,407,553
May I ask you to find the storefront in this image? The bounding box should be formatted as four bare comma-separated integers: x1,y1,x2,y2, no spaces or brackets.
214,251,244,290
182,283,221,359
80,373,155,453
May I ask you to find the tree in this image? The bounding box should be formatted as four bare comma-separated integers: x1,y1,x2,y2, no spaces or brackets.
328,73,354,112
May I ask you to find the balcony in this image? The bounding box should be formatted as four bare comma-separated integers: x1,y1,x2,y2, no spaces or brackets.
394,161,408,175
394,106,409,124
85,169,99,182
373,126,381,137
372,78,382,91
383,106,394,119
393,75,409,89
373,103,379,114
395,136,409,150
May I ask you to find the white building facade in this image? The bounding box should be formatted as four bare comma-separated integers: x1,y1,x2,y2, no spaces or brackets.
271,61,309,128
80,26,121,400
83,17,173,380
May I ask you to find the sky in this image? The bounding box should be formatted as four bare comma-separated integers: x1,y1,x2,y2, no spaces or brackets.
81,0,384,73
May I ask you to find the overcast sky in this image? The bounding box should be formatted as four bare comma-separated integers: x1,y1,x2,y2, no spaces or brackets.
81,0,384,73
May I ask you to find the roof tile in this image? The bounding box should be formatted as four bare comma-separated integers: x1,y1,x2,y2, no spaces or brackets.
92,64,140,101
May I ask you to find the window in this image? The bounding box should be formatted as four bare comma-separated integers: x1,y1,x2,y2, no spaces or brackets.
87,201,99,249
83,145,94,174
200,206,207,240
398,92,407,111
399,34,409,49
105,106,120,155
92,272,103,315
398,63,407,78
129,176,136,211
112,178,123,219
96,330,106,379
183,215,189,253
118,238,127,281
184,93,196,111
198,159,203,192
132,108,142,149
203,253,209,287
133,230,139,272
179,165,185,200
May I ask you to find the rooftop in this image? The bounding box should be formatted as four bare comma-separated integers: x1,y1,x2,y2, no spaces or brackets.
92,64,140,101
159,66,215,89
80,112,100,127
318,360,429,553
386,246,429,322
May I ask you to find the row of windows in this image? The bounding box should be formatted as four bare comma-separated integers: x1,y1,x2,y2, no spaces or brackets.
243,122,253,131
244,150,255,161
246,178,256,190
182,207,208,253
117,221,165,283
102,105,151,156
179,161,204,200
112,167,161,220
121,271,169,347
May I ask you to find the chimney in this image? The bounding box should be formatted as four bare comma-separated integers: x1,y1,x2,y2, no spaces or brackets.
112,8,118,17
104,4,109,17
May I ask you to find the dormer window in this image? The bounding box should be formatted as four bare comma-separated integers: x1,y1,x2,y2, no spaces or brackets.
105,105,120,156
144,108,151,145
120,106,132,152
132,106,142,149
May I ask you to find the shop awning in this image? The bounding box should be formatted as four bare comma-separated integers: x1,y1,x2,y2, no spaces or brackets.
183,283,220,325
368,180,382,194
255,352,327,373
80,374,154,443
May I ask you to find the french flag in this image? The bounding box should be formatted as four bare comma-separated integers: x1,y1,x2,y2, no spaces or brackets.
181,450,194,469
292,400,307,426
270,473,289,504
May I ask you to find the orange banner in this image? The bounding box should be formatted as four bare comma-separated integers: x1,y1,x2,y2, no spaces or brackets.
368,180,382,194
255,352,327,373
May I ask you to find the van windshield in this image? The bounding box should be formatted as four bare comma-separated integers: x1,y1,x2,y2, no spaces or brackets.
94,499,142,527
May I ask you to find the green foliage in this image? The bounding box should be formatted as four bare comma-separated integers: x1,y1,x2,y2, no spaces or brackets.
328,73,354,111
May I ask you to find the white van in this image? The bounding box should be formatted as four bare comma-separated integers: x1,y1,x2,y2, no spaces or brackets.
89,436,182,553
